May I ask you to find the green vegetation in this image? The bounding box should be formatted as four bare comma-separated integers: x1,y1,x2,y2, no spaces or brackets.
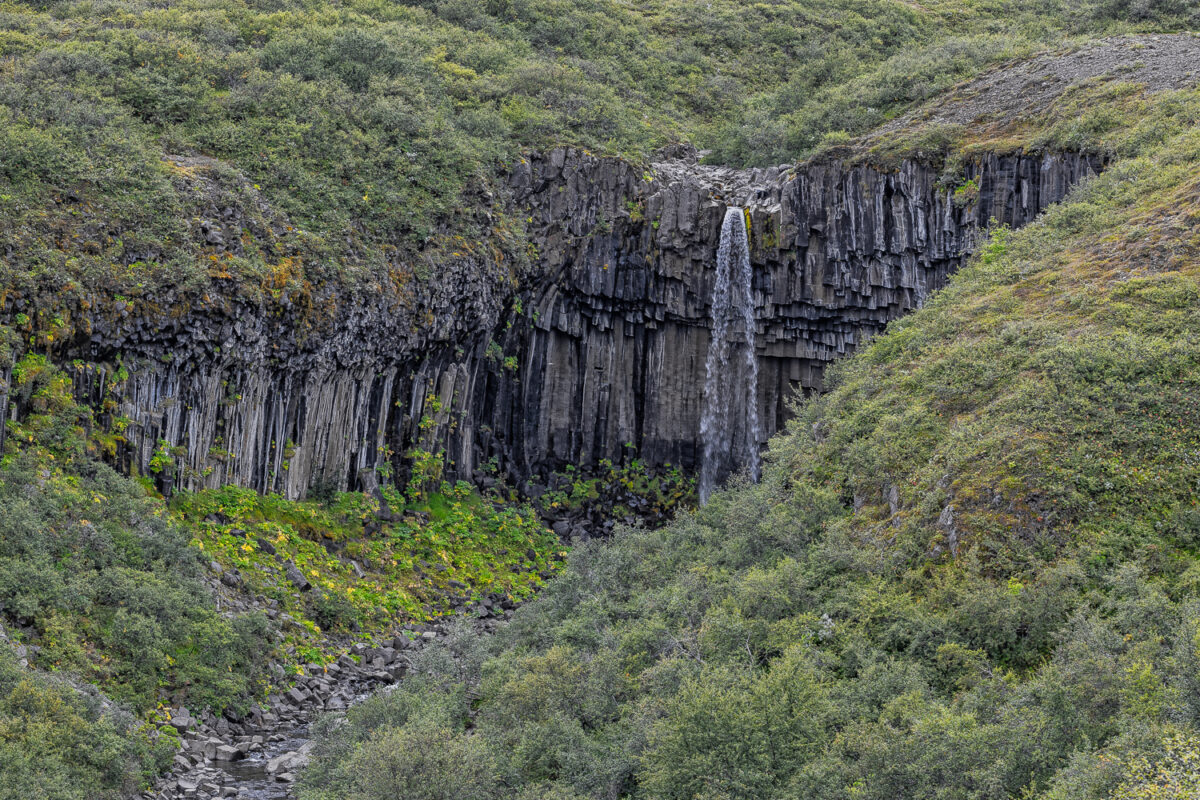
1,0,1195,321
0,646,174,800
528,458,696,523
2,0,1199,797
0,348,269,794
299,89,1200,800
173,479,561,645
0,346,562,794
0,350,273,715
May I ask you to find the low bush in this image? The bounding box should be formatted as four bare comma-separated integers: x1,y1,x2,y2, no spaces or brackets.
0,350,274,714
0,637,174,800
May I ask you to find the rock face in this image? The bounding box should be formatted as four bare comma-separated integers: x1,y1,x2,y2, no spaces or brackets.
51,148,1100,496
483,149,1099,481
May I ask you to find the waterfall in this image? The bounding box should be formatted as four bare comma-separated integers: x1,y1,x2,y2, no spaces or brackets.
699,207,760,505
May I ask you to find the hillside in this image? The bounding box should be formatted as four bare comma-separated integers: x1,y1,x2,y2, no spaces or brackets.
1,1,1199,799
298,56,1200,800
0,0,1195,309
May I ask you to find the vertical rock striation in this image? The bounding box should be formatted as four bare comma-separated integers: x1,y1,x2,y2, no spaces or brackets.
483,148,1101,485
42,147,1099,497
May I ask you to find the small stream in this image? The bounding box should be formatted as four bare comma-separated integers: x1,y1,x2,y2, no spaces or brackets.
147,629,458,799
211,727,310,799
146,614,512,799
202,680,376,799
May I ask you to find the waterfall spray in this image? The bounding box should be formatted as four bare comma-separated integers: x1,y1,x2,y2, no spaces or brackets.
699,207,760,505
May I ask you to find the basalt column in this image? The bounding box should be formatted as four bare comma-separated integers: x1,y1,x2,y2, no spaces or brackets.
47,148,1102,498
479,149,1103,485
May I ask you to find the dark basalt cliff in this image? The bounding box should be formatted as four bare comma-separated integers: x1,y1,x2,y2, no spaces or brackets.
51,148,1100,497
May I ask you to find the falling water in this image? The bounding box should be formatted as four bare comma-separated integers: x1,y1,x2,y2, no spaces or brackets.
699,206,760,505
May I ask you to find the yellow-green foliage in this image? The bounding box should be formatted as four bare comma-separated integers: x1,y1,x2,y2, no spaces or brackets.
0,647,174,800
1112,732,1200,800
173,481,561,644
0,0,1193,318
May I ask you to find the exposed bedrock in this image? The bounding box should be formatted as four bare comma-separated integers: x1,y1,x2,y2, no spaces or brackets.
56,147,1100,497
468,147,1100,484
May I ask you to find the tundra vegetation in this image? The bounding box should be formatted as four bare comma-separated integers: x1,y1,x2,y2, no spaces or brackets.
0,0,1196,307
1,0,1199,798
0,345,562,798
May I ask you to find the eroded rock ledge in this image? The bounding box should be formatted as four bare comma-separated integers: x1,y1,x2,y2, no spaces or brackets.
55,147,1100,497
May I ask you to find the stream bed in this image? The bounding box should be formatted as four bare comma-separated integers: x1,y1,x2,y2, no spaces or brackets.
143,616,505,800
211,727,311,800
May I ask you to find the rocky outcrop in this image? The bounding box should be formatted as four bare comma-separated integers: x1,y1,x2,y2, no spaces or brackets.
480,149,1100,481
50,147,1100,497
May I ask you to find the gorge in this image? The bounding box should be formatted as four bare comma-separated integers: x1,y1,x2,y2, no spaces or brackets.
3,2,1199,794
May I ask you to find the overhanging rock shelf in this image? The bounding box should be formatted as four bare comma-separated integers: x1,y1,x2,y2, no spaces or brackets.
59,147,1101,497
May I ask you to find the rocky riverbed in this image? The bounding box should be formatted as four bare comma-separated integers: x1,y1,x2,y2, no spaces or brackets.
143,614,508,800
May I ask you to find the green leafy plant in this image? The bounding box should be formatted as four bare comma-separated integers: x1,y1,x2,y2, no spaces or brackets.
172,478,562,647
952,177,980,207
148,439,173,474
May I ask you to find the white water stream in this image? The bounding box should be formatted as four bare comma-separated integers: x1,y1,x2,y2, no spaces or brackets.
699,207,760,504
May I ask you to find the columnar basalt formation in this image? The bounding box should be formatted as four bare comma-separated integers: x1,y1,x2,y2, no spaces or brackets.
477,148,1101,483
46,148,1100,497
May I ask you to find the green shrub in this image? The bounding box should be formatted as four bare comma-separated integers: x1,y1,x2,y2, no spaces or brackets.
308,590,361,633
641,649,830,800
0,647,172,800
0,353,274,713
315,718,498,800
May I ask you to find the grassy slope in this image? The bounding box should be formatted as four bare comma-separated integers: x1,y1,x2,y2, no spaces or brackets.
0,0,1193,317
1,2,1198,797
298,89,1200,800
0,351,268,798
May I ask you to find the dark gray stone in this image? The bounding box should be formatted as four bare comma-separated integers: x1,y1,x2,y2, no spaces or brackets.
213,745,241,762
284,563,311,592
47,146,1100,501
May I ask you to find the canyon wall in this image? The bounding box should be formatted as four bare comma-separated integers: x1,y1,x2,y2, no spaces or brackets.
57,148,1101,497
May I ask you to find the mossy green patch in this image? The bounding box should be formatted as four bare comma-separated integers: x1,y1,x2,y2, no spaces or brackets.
172,482,562,648
527,458,696,523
